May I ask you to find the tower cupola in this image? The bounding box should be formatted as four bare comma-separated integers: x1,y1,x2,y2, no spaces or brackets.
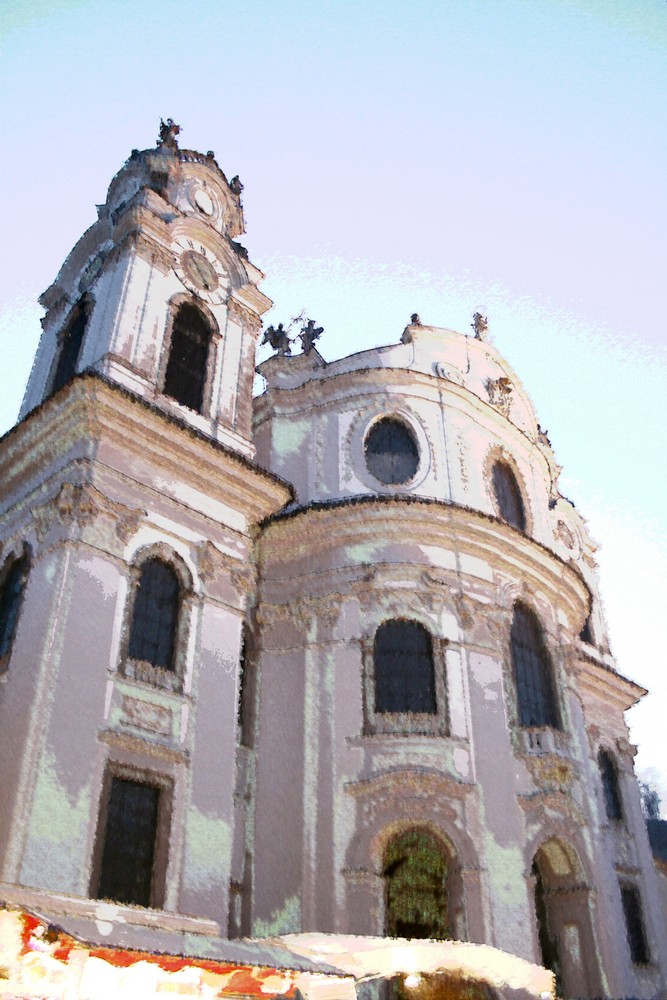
21,120,270,457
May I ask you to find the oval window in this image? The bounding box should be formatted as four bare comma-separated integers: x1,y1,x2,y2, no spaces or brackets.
365,417,419,485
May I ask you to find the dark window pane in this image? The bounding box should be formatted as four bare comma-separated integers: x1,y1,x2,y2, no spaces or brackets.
599,750,623,821
97,778,160,907
621,885,649,964
365,418,419,485
238,623,256,748
51,299,89,395
511,603,560,728
384,830,449,940
0,555,29,659
163,303,212,413
128,559,180,670
493,461,526,530
375,620,436,714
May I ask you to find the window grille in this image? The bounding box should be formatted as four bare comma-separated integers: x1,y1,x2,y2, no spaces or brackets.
492,461,526,530
96,777,160,907
0,554,29,660
374,620,436,714
163,303,212,413
384,829,450,940
620,884,649,964
50,298,90,396
128,558,180,670
510,603,560,728
365,417,419,485
598,749,623,821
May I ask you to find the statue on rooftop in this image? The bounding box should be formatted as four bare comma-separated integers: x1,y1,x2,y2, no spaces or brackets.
158,118,181,149
472,312,488,340
299,319,323,354
230,175,244,195
262,323,291,356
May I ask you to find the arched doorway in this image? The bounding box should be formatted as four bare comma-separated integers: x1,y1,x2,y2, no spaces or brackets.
532,839,602,998
383,829,450,941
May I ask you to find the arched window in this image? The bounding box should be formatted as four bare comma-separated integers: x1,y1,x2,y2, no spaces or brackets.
532,858,562,992
365,417,419,485
163,302,213,413
492,461,526,531
384,829,450,940
50,297,91,396
374,620,436,714
128,558,181,671
598,749,623,821
0,552,30,661
510,603,560,728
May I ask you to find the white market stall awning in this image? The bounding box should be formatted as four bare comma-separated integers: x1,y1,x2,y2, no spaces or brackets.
273,933,555,998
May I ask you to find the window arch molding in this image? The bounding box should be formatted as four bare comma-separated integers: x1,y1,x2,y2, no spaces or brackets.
0,542,32,670
346,404,432,494
483,446,531,534
373,821,470,942
119,542,196,692
361,614,448,736
159,294,221,417
527,835,603,997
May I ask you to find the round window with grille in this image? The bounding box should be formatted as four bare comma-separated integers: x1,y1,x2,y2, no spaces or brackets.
364,417,420,485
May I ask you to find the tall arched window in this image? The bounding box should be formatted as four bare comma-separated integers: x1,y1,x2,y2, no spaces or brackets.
384,829,450,940
510,603,560,728
492,460,526,531
50,297,91,396
163,302,213,413
128,558,181,671
0,551,30,662
598,749,623,821
374,620,436,714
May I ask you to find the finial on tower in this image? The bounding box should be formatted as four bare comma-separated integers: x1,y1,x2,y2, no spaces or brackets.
158,118,181,149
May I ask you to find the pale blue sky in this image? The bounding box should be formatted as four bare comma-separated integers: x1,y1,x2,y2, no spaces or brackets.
1,0,666,805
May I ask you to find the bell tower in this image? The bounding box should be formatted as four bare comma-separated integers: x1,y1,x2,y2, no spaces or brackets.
0,123,290,932
21,119,270,457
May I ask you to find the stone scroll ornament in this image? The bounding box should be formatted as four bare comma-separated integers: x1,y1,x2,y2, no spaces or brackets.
486,376,513,415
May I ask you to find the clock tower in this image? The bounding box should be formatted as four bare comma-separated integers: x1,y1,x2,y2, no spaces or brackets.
0,123,290,930
20,118,269,457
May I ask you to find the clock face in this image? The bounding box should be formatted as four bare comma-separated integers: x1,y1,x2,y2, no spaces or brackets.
172,238,228,304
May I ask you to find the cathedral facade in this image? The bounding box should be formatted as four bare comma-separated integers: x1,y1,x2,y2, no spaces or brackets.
0,128,665,999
